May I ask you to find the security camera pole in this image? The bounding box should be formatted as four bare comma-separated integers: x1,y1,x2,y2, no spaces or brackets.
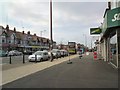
50,0,53,61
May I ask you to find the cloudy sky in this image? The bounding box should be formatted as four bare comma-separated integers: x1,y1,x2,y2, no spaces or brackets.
0,0,108,48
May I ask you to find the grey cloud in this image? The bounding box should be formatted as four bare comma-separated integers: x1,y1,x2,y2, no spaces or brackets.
1,1,107,47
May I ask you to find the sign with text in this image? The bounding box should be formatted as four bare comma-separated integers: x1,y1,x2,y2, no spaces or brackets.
90,28,101,35
107,7,120,28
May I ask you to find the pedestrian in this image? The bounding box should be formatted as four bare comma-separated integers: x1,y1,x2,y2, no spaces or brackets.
79,50,82,59
50,52,54,62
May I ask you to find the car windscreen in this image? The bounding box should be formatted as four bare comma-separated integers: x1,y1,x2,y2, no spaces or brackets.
33,51,42,55
0,50,2,53
52,50,57,53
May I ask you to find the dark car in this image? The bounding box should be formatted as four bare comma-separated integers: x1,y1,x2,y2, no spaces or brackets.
0,50,8,57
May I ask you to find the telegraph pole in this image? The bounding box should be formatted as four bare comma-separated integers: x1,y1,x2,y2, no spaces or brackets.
50,0,54,62
50,0,53,50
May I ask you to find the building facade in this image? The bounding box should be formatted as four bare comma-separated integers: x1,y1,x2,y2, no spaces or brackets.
0,25,51,52
100,0,120,68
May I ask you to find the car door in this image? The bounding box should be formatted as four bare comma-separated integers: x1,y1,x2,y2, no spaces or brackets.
44,52,48,60
45,52,49,59
42,52,46,60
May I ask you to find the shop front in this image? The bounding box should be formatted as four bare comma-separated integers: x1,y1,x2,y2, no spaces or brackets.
117,29,120,68
107,7,120,68
101,7,120,68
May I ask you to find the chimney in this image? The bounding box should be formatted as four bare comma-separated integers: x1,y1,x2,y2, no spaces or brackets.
22,31,24,34
14,27,16,32
27,31,30,35
108,2,111,10
6,25,9,31
34,33,36,36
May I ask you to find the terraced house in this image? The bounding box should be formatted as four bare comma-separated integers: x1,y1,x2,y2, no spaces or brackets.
0,25,52,52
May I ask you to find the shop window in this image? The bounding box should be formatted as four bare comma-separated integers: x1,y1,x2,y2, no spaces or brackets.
110,34,117,67
117,30,120,68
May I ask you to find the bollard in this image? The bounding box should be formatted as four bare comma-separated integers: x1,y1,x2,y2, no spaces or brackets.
9,55,12,64
23,54,25,64
93,51,97,60
35,54,37,63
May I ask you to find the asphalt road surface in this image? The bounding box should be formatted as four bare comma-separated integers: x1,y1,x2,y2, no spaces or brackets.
2,53,118,88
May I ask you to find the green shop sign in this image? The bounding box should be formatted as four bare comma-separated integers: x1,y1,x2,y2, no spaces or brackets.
90,28,101,35
107,7,120,28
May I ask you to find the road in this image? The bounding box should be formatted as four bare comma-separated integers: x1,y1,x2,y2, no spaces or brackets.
2,53,118,88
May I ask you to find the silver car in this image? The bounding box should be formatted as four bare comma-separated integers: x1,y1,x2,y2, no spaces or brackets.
28,51,50,62
51,49,61,59
8,50,23,56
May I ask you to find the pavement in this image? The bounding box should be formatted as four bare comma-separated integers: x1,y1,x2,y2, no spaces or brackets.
1,54,78,86
2,52,118,88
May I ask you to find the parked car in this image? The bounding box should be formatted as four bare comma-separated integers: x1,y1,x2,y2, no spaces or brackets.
28,51,50,62
64,50,69,56
51,49,61,59
60,50,68,57
8,50,23,56
60,50,65,57
0,50,8,57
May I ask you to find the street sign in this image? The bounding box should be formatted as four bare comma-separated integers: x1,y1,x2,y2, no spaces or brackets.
90,28,101,35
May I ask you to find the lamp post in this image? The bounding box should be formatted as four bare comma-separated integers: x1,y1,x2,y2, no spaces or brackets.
50,0,53,51
40,30,46,37
83,34,87,47
49,0,54,62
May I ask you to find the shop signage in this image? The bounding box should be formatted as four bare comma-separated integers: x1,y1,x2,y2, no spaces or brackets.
90,28,101,35
107,7,120,28
112,13,120,22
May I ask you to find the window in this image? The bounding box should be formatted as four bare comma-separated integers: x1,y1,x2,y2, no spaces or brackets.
110,33,117,67
9,41,11,43
2,39,5,43
44,52,48,55
117,0,120,7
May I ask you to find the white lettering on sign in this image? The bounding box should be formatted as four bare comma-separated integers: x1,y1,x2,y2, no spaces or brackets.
112,13,120,22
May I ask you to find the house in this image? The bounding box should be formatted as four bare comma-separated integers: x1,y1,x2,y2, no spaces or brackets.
0,25,57,52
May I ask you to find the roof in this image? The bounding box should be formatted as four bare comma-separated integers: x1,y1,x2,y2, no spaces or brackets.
7,30,14,37
42,38,48,43
32,35,38,41
1,25,51,42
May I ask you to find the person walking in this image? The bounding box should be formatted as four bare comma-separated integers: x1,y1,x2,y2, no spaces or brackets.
50,52,54,62
79,50,82,59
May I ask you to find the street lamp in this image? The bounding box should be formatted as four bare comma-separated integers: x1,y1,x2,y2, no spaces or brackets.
50,0,53,51
83,34,87,47
49,0,54,62
40,30,46,37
